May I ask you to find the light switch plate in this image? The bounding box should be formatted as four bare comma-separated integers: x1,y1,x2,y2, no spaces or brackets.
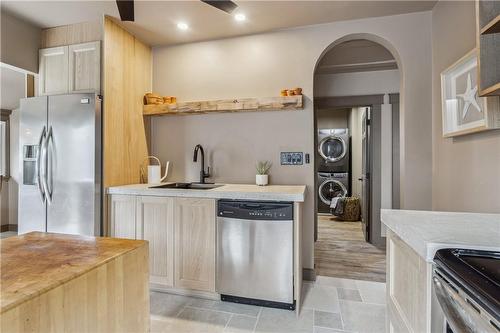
280,152,303,165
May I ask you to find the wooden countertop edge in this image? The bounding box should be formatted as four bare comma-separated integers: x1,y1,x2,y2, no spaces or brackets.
1,239,148,314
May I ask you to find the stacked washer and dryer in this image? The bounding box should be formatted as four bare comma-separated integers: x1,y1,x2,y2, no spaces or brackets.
317,129,350,214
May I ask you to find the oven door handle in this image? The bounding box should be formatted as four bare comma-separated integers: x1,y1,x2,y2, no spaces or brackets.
433,273,496,333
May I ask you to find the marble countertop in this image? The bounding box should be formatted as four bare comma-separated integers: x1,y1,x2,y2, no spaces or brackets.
0,232,147,313
381,209,500,262
107,183,307,202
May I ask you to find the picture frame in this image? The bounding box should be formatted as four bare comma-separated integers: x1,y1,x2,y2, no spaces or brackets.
441,49,500,138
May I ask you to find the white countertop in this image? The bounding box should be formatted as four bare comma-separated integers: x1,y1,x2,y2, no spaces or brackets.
381,209,500,262
107,183,306,202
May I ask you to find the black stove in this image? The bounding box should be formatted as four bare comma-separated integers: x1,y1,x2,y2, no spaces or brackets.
433,248,500,333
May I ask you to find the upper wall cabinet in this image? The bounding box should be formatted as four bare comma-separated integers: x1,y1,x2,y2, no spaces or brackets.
39,46,69,95
69,41,101,93
39,41,101,96
477,0,500,96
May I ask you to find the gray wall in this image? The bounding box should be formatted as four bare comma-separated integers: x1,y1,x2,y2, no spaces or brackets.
151,11,433,269
316,108,349,129
431,1,500,213
0,11,40,73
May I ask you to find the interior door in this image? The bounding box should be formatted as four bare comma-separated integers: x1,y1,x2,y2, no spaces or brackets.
361,107,371,242
46,93,99,236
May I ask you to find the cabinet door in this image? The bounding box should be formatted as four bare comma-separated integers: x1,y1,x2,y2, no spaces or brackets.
68,41,101,93
136,196,174,287
109,195,136,239
387,230,429,333
174,198,216,292
39,46,69,95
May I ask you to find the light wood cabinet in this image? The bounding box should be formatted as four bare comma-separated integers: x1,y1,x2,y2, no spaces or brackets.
174,198,216,292
39,46,69,95
386,230,444,333
68,41,101,93
136,196,174,287
108,195,216,293
109,194,136,239
39,41,100,96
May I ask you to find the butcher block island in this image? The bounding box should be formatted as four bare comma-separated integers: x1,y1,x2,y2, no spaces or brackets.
0,232,150,333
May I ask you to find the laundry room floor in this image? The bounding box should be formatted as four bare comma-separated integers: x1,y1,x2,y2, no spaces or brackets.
314,216,386,282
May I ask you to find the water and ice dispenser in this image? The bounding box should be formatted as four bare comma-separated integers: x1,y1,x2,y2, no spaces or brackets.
23,145,39,185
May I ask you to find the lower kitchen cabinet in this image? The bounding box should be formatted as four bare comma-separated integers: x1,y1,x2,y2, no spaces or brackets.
136,196,174,287
108,194,216,293
109,194,137,239
386,230,443,333
174,198,216,292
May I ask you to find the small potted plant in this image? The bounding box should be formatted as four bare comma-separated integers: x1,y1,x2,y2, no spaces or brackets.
255,161,272,186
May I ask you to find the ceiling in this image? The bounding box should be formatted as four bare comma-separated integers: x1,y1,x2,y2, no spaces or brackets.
1,1,437,46
316,39,397,74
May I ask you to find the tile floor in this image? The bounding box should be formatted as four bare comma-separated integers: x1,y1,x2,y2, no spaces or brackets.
0,231,17,239
150,276,386,333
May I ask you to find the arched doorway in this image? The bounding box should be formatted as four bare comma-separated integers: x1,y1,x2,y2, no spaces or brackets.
312,36,402,282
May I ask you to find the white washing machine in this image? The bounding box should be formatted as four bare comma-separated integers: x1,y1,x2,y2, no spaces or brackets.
317,128,349,172
317,172,349,214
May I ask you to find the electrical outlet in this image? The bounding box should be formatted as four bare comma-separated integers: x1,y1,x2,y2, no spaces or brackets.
280,152,303,165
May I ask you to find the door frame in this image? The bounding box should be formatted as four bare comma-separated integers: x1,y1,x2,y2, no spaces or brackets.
313,94,400,248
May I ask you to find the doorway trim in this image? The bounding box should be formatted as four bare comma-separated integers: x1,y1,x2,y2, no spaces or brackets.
314,94,384,109
313,94,400,248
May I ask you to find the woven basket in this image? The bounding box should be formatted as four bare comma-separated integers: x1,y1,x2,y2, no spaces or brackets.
338,197,361,221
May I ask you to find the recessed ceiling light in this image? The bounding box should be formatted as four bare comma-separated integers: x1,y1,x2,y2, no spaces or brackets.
177,22,189,30
234,13,246,22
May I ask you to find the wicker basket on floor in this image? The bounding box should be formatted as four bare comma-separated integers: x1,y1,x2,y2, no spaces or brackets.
338,197,361,221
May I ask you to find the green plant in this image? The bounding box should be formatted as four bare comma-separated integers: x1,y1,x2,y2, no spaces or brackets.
256,161,272,175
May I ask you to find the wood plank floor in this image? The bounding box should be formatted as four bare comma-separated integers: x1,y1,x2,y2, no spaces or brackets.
314,215,386,282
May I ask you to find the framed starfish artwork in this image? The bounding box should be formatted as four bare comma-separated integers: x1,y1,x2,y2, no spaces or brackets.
441,49,500,137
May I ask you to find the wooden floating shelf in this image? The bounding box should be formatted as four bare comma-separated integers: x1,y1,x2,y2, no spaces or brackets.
480,82,500,97
143,95,303,116
480,14,500,35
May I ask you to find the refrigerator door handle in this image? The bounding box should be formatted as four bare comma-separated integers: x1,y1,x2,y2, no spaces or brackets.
36,126,47,204
42,126,53,204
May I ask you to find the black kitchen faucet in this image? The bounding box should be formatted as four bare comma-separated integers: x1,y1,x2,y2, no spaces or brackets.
193,144,210,184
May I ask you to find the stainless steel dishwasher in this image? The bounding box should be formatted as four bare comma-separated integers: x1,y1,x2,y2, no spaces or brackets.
217,200,295,310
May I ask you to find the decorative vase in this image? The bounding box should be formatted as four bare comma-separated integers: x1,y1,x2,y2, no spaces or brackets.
256,174,269,186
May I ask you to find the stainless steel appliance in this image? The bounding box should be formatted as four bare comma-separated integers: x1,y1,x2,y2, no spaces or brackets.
317,128,349,172
433,248,499,333
217,200,294,310
317,172,349,214
18,93,102,236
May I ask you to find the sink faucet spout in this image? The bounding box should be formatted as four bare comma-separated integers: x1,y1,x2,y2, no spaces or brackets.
193,144,210,184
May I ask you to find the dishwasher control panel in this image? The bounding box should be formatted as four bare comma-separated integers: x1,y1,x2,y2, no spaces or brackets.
218,200,293,221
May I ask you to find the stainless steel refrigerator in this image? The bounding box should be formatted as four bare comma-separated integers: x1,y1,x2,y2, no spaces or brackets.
18,93,102,236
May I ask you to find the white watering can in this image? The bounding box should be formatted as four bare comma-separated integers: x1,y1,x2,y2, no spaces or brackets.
144,156,170,184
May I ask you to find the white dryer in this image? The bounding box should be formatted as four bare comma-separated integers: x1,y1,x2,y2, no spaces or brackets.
317,128,349,172
317,172,349,214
